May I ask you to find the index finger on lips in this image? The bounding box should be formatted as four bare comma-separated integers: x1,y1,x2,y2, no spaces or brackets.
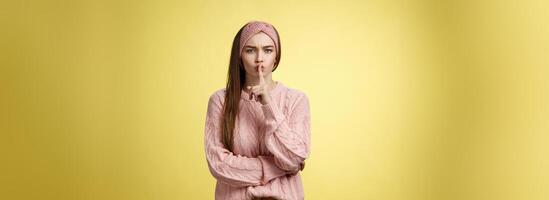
258,65,265,85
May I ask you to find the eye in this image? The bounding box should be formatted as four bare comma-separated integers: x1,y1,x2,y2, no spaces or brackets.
265,49,273,53
245,49,254,54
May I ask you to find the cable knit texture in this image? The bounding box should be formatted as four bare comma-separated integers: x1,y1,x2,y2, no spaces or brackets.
204,81,311,200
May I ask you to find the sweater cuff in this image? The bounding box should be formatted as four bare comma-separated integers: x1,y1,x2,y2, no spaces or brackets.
258,156,287,185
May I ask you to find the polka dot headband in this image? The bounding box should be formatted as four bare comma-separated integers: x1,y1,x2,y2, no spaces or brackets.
239,21,279,57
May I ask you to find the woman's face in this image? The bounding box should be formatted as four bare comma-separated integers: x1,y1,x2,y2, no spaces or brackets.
241,32,277,78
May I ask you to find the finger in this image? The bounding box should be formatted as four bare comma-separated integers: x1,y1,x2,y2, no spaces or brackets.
250,87,264,95
258,65,265,85
250,86,262,96
247,86,253,100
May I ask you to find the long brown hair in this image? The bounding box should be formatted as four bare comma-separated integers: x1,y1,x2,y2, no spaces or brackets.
221,22,282,151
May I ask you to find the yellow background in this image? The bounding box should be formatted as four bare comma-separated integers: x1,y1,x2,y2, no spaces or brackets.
1,0,548,199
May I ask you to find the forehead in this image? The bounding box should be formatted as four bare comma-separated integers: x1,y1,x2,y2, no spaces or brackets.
244,32,275,47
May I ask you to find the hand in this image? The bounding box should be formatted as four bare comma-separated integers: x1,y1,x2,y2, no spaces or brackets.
247,65,272,105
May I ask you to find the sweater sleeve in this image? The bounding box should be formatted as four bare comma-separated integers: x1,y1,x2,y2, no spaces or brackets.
260,93,311,172
204,92,287,187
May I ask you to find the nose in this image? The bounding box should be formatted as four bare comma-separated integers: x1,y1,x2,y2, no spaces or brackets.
255,50,263,63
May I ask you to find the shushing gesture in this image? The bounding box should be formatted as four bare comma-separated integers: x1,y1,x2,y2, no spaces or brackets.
246,65,272,105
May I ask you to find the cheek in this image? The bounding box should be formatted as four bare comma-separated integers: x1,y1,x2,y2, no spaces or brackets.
242,56,254,65
266,53,277,63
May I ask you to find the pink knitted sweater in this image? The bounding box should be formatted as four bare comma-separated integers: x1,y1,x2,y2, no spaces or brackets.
204,81,311,200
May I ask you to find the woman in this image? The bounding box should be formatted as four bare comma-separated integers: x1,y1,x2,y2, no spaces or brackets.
204,21,311,200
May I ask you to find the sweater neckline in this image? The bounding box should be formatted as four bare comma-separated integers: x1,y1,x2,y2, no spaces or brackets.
241,81,283,101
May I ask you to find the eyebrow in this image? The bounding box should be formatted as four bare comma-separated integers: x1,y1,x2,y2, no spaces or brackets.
244,45,275,48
